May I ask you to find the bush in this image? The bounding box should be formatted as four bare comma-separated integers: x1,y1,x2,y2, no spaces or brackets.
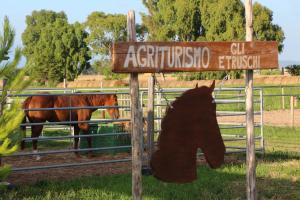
0,16,30,185
260,69,282,75
175,71,243,81
286,65,300,76
93,60,127,80
100,65,127,80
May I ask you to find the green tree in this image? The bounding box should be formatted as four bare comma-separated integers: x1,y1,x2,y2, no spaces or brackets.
200,0,245,41
85,12,127,79
22,10,91,86
85,12,127,57
142,0,285,80
142,0,203,41
0,16,31,186
286,65,300,76
85,12,147,79
253,2,285,52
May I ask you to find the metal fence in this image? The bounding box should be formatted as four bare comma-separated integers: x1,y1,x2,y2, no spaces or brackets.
4,89,134,172
150,87,264,154
2,86,264,173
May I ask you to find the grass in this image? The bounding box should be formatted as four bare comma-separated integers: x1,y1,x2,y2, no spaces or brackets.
22,129,72,150
2,126,300,200
260,86,300,111
148,85,300,113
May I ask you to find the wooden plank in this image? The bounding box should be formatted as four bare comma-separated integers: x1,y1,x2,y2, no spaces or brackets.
245,0,257,200
147,75,155,167
127,11,143,200
112,41,278,73
291,96,295,127
281,87,285,109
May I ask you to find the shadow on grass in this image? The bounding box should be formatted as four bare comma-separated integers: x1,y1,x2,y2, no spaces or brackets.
229,151,300,164
258,151,300,162
2,164,299,200
22,140,71,151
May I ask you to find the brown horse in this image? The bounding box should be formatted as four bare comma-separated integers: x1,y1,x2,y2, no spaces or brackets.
150,81,225,183
21,93,120,158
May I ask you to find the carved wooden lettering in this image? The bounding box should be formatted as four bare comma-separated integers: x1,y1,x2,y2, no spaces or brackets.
112,41,278,73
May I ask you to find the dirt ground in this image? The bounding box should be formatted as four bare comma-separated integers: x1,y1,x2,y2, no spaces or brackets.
218,109,300,127
5,153,132,185
5,153,240,185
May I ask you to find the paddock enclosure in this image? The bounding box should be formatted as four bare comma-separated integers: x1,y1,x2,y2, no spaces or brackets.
1,86,264,178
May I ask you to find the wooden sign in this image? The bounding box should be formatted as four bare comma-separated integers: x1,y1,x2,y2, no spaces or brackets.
112,41,278,73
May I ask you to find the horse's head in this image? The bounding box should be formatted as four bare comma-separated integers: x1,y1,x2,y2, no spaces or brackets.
104,94,120,119
150,81,225,183
89,94,120,119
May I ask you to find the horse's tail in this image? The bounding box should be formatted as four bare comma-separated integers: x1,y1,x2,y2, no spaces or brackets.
20,97,31,150
22,96,32,110
21,96,32,129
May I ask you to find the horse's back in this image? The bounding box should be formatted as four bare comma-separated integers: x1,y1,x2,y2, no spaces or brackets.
24,94,93,123
25,95,56,122
54,95,94,121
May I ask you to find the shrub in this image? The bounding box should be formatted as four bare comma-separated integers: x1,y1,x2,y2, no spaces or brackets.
0,16,31,186
286,65,300,76
175,71,243,81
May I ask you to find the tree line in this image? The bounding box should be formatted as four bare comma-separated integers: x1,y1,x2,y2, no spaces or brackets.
20,0,284,85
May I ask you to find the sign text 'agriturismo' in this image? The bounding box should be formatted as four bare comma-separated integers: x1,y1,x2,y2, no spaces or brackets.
112,41,278,73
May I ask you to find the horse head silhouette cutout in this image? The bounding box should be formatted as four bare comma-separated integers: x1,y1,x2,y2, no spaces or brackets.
150,81,225,183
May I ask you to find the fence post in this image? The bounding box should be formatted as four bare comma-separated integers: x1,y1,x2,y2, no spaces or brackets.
245,0,256,199
290,96,295,127
128,10,143,200
281,87,285,109
147,75,155,168
238,90,242,110
259,90,264,153
157,92,162,131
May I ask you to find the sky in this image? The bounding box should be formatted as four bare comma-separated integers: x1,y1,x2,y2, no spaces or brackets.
0,0,299,65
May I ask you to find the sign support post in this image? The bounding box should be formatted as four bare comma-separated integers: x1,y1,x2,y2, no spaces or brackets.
245,0,256,199
127,11,143,200
147,74,155,167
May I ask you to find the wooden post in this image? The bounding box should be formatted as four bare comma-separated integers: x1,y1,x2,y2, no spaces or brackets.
238,90,242,110
245,0,256,200
281,87,285,109
290,96,295,127
259,90,265,153
128,11,143,200
147,74,155,167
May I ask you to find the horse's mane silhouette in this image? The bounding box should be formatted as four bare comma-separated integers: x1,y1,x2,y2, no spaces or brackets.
151,81,225,183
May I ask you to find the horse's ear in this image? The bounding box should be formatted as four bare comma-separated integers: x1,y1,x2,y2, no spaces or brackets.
195,83,198,88
209,80,215,93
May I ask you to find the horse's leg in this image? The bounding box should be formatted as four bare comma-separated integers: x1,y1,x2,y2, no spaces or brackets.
86,132,93,158
20,116,27,150
78,123,93,158
73,125,81,158
31,125,43,161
